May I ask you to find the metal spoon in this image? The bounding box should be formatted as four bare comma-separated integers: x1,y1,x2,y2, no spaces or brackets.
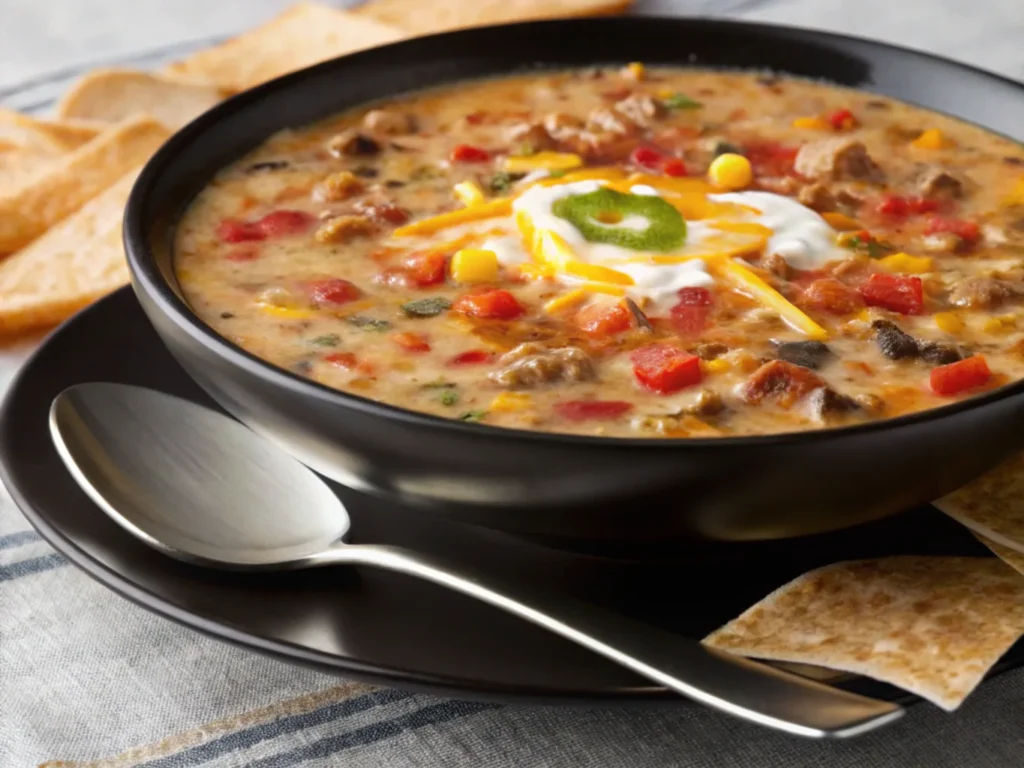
49,383,903,738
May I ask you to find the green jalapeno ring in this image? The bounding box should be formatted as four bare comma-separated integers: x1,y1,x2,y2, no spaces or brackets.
551,188,686,252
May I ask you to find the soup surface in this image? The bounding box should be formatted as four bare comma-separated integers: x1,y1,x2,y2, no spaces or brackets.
176,67,1024,437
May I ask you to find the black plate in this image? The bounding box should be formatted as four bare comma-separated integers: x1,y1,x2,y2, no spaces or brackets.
2,288,1021,704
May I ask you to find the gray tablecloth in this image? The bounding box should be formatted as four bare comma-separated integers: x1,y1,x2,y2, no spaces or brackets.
3,1,1024,765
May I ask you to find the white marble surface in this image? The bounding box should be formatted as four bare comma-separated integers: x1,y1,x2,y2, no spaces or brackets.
0,0,1021,91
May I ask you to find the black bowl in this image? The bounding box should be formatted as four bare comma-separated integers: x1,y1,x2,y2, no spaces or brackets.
124,17,1024,544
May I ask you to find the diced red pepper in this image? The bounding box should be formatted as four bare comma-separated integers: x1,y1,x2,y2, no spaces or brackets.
554,400,634,421
676,287,713,306
306,278,361,306
256,210,314,237
403,251,448,288
669,306,708,337
323,352,358,369
826,108,857,130
859,273,924,315
744,141,799,177
630,343,703,394
392,331,431,353
662,158,688,177
801,277,864,315
630,146,663,170
930,355,991,396
453,289,524,320
874,194,939,218
355,201,410,225
575,301,631,338
910,197,940,214
450,144,491,163
925,216,981,247
448,350,494,366
739,360,826,407
217,219,264,243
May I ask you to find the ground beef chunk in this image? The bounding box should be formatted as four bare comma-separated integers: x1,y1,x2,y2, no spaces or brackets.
353,199,409,226
739,360,826,407
947,276,1021,308
542,113,586,142
695,342,728,360
505,122,555,151
797,183,836,212
794,138,884,183
917,166,967,199
854,393,885,415
763,252,794,280
918,342,964,365
685,389,725,416
586,107,635,136
612,94,665,128
326,130,381,157
488,344,595,389
982,218,1024,248
755,176,801,196
775,340,834,370
872,320,920,360
807,387,860,423
362,109,415,135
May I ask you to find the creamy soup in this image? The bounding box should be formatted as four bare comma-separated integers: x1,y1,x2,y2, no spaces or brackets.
175,67,1024,437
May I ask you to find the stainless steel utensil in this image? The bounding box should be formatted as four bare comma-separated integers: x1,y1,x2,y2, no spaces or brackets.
49,382,903,738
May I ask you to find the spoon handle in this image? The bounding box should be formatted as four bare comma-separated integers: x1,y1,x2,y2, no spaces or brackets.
327,543,902,738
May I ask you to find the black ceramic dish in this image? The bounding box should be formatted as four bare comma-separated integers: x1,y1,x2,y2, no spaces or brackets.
124,18,1024,544
4,287,1021,702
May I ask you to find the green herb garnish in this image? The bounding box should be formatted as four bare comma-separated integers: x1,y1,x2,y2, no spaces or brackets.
401,297,452,318
410,165,442,182
440,390,460,406
459,409,488,422
309,334,340,347
663,93,703,110
346,315,392,332
842,234,894,259
489,171,525,194
421,380,457,389
552,188,686,251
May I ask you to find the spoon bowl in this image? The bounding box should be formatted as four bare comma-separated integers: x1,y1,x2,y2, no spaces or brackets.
49,382,903,738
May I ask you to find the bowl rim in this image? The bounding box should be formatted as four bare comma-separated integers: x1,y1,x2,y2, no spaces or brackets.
124,15,1024,450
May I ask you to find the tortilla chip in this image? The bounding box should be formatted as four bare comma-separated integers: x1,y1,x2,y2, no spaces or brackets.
161,3,404,93
975,534,1024,577
0,114,169,254
703,557,1024,710
934,453,1024,555
356,0,634,34
56,69,225,129
0,169,137,335
0,109,100,153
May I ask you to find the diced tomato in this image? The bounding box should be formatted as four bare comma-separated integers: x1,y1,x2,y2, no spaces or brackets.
575,301,631,338
464,111,486,125
554,400,634,421
826,108,857,130
930,355,991,396
630,343,703,394
801,277,864,315
669,306,709,337
323,352,358,369
876,194,909,217
453,289,524,320
225,247,259,262
450,144,491,163
217,219,264,243
448,349,494,366
392,331,431,353
355,201,410,225
744,141,799,177
662,158,688,177
739,360,826,407
859,273,924,315
676,287,713,306
404,251,448,287
306,278,361,305
910,197,940,214
925,216,981,246
256,210,314,237
630,146,663,170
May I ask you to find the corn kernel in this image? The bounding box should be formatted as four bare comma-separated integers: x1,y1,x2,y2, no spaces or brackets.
792,116,830,130
453,180,485,207
543,288,589,314
490,392,533,412
984,317,1008,334
704,358,731,374
625,62,645,81
1005,178,1024,206
877,252,934,274
911,129,949,150
934,311,965,334
450,248,499,283
504,152,584,173
821,211,860,231
707,153,753,191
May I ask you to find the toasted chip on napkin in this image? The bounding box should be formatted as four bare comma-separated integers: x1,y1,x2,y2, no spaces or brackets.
0,169,138,335
161,3,404,93
0,114,168,254
56,69,225,129
934,454,1024,554
703,557,1024,710
356,0,635,34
